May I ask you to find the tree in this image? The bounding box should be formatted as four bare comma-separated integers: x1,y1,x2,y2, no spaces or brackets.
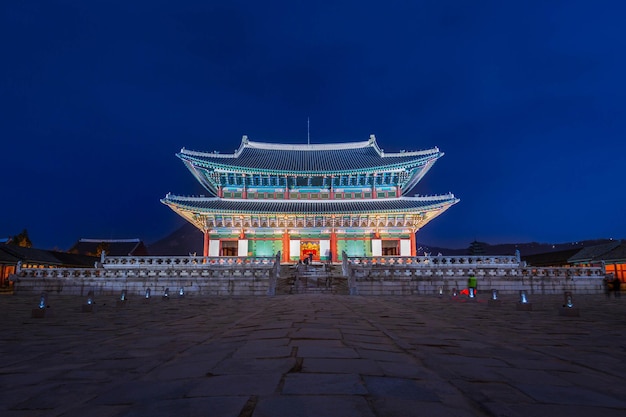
10,229,33,248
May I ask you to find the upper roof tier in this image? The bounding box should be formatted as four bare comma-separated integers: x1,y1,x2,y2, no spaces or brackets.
178,134,443,175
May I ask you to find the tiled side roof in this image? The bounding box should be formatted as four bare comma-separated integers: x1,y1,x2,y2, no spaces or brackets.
600,241,626,262
568,240,622,263
522,248,583,267
0,244,64,265
162,194,459,215
69,239,146,256
0,246,20,263
179,137,441,174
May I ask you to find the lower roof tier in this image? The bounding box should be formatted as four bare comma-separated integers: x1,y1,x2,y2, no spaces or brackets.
161,194,459,215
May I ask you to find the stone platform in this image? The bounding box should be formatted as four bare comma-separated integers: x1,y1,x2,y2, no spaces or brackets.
1,293,625,417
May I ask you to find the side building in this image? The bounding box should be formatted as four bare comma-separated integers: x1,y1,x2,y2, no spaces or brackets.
161,135,459,262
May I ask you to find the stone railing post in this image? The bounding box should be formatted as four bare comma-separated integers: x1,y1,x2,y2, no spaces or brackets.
267,251,280,296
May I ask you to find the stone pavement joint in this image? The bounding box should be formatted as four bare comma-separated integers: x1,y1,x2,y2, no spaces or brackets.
1,293,625,417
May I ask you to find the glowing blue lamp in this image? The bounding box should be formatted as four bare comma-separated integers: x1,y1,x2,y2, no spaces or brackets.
38,293,47,309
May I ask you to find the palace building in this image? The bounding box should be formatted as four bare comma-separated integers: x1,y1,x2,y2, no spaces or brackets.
161,134,459,262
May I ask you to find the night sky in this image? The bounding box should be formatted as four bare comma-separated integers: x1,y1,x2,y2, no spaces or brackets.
2,1,625,251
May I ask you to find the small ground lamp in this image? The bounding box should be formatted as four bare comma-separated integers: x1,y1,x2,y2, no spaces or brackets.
162,287,170,301
81,290,96,312
31,292,49,318
516,290,532,311
117,289,128,307
179,287,185,297
468,287,476,299
559,291,580,317
488,289,501,307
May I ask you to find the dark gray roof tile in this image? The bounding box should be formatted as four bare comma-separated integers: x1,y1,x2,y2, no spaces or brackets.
162,195,458,215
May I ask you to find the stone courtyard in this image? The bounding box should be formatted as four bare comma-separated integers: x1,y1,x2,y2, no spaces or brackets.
1,293,625,417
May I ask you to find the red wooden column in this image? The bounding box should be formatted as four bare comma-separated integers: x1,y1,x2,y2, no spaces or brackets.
282,230,290,263
409,229,416,257
372,174,377,198
330,229,337,263
203,230,210,257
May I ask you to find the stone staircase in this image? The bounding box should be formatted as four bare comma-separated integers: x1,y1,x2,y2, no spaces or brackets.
276,264,348,295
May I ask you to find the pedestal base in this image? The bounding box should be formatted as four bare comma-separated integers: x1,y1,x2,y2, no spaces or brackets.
488,299,501,307
81,304,95,313
559,307,580,317
516,303,533,311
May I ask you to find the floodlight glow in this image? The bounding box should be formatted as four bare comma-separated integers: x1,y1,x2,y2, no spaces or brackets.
120,290,126,301
519,290,528,304
145,288,151,299
491,289,498,300
86,290,94,305
179,287,184,297
564,292,574,308
38,293,47,309
469,288,476,298
452,288,458,297
163,288,169,298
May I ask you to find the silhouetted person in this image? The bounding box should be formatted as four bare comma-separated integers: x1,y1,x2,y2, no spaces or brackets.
468,274,477,294
613,275,621,298
604,274,613,299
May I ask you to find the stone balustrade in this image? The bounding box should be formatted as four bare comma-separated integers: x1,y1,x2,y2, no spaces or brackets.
102,255,276,268
347,255,520,267
12,254,606,297
345,256,605,295
14,256,278,297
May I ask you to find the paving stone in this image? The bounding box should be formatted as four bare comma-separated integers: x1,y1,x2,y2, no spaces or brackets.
254,395,376,417
369,397,476,417
211,357,296,375
363,375,440,401
109,397,248,417
513,383,626,408
301,358,383,375
2,294,625,417
186,373,283,396
296,345,360,359
281,373,368,395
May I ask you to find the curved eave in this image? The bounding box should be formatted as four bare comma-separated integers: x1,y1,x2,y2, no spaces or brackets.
181,159,218,195
161,194,459,216
401,155,441,193
176,150,443,177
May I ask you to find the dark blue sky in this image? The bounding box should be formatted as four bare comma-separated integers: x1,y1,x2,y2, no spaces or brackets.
2,1,625,250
